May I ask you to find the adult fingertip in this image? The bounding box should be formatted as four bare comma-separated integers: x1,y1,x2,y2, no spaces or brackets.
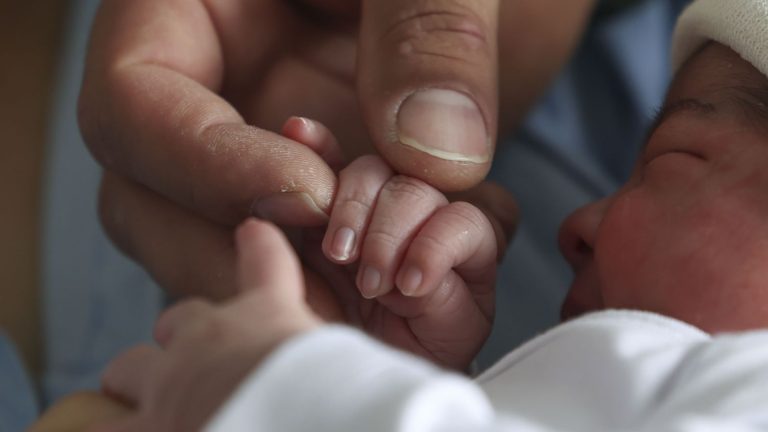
281,116,347,170
375,146,491,192
389,87,493,191
397,89,490,164
251,192,330,226
357,0,500,191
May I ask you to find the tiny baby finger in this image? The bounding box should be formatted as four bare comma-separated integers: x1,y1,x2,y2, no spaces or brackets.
323,155,393,263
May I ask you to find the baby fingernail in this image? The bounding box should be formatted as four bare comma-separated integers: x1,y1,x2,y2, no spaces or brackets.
360,266,382,299
399,266,423,296
330,227,355,261
397,89,490,163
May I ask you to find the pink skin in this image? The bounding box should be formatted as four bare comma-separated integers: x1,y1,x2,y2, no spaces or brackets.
281,116,347,171
280,116,504,370
559,43,768,333
101,220,321,431
100,185,503,427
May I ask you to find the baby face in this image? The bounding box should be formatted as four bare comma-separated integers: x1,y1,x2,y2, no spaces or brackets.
559,43,768,332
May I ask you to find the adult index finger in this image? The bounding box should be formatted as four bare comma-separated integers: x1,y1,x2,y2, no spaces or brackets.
357,0,500,192
79,0,336,227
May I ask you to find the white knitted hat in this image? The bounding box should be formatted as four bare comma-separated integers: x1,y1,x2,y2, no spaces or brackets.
672,0,768,76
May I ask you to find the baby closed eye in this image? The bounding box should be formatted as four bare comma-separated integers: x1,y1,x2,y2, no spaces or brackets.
639,150,708,186
643,149,706,167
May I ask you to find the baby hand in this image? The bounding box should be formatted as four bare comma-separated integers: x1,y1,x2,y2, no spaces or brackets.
99,220,322,431
322,155,506,370
284,116,517,370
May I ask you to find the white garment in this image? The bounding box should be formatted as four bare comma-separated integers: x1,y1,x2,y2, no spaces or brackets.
205,311,768,431
672,0,768,76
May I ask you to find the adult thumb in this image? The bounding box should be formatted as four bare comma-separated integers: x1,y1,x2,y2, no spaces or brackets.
357,0,499,192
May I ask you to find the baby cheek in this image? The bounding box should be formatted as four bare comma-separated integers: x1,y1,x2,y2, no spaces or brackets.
592,191,677,310
673,203,768,330
595,190,764,327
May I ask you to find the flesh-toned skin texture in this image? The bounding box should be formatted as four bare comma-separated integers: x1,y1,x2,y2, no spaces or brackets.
560,44,768,333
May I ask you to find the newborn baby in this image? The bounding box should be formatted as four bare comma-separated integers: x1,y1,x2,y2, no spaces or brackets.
560,41,768,332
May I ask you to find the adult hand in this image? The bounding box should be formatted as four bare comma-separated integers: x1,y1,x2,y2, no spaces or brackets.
81,0,501,230
96,219,321,431
97,118,516,325
83,0,592,299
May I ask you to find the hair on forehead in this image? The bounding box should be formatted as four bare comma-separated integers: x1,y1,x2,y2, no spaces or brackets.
656,43,768,136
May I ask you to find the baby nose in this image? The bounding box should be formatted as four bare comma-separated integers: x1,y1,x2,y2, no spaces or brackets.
558,198,610,271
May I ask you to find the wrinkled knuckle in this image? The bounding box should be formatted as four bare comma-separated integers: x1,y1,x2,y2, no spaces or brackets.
339,157,392,196
382,175,435,202
383,4,490,63
337,190,374,216
364,228,401,251
449,201,488,232
412,231,452,257
338,172,389,216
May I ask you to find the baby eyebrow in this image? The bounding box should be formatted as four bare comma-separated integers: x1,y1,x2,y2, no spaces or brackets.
644,86,768,149
644,98,716,145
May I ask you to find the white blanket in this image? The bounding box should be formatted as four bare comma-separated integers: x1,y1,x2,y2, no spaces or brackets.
207,311,768,431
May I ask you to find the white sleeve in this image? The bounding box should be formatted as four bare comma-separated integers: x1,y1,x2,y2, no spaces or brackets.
205,313,768,432
207,326,528,432
637,330,768,432
204,325,530,432
475,311,768,432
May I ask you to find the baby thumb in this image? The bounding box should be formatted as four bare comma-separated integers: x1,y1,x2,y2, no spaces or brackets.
235,218,304,303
